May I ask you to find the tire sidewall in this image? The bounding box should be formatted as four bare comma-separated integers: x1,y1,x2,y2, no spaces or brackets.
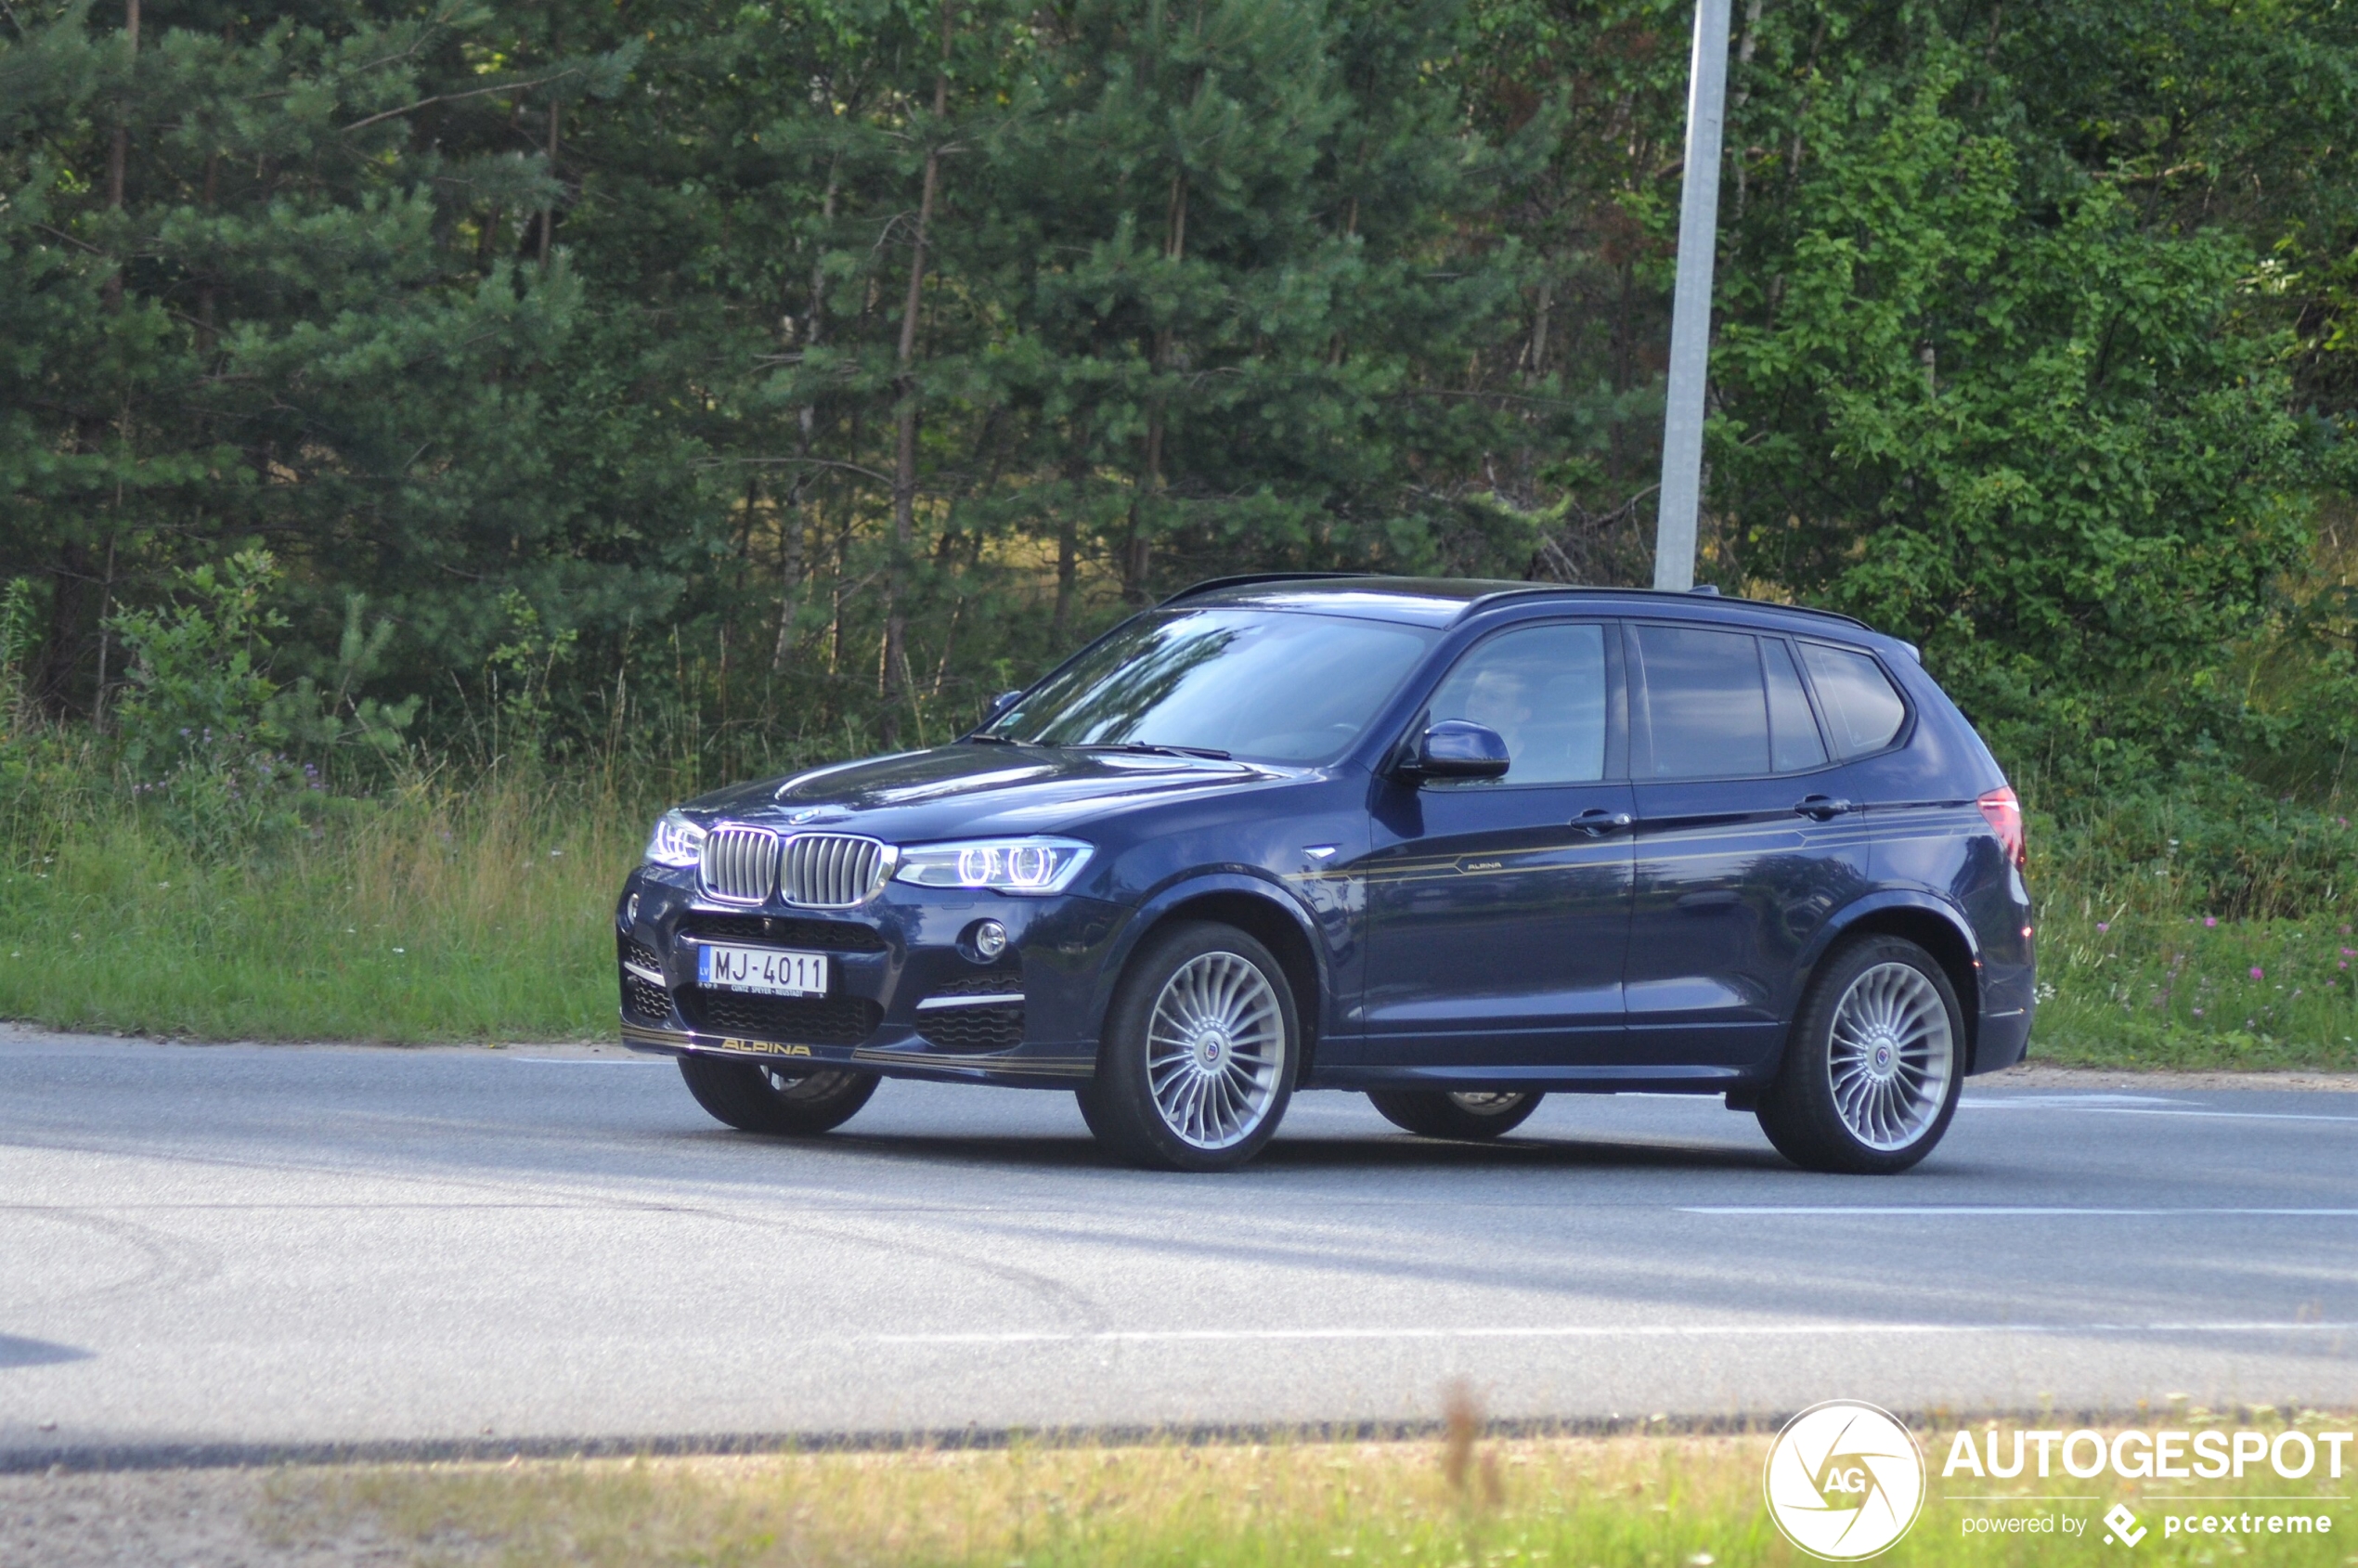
1088,921,1301,1172
1765,936,1964,1174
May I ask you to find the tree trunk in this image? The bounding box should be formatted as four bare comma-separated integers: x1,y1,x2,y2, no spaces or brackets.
1123,172,1188,605
881,11,952,745
540,97,561,264
775,160,838,675
101,0,140,313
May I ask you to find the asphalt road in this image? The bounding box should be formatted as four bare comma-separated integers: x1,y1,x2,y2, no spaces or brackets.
4,1028,2354,1462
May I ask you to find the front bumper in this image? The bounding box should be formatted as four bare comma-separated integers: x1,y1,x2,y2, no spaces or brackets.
615,865,1129,1085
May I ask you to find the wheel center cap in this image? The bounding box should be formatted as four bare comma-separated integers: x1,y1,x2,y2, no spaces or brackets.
1866,1034,1898,1077
1196,1030,1227,1068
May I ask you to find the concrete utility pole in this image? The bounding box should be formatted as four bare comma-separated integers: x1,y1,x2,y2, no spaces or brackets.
1652,0,1733,592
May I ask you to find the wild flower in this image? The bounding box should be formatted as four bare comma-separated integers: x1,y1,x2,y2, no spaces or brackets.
2249,965,2265,980
2204,915,2219,927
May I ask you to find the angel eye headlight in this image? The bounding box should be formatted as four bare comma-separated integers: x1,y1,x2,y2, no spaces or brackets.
642,809,707,868
895,836,1093,895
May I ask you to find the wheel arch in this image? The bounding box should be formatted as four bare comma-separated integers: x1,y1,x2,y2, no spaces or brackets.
1095,875,1328,1078
1795,894,1984,1070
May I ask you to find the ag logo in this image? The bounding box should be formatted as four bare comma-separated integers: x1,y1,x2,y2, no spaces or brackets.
1762,1400,1925,1560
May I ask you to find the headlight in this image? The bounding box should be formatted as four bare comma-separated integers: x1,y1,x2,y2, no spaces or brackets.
893,836,1093,894
643,810,707,868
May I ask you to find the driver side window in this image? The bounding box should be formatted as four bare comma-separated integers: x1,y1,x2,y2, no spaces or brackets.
1424,623,1609,786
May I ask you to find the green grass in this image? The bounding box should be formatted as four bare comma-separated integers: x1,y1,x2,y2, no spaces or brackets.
2030,903,2358,1070
261,1424,2354,1567
0,778,638,1042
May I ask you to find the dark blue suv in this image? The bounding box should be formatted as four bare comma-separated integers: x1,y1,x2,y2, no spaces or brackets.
616,576,2033,1173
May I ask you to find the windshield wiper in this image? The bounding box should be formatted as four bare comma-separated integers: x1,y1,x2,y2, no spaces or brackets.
1072,741,1233,760
962,732,1021,745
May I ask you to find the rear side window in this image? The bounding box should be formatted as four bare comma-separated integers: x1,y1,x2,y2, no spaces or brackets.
1425,622,1608,785
1763,638,1829,771
1800,642,1908,757
1632,624,1768,779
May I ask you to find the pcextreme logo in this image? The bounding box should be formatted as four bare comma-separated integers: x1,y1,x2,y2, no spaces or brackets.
1763,1400,1928,1561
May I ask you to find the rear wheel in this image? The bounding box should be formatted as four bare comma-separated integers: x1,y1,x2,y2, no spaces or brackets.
1077,921,1299,1172
677,1055,878,1135
1755,936,1963,1173
1367,1089,1544,1141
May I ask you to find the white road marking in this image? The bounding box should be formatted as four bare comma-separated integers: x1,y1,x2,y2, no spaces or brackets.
862,1321,2358,1347
1961,1102,2358,1124
1681,1206,2358,1217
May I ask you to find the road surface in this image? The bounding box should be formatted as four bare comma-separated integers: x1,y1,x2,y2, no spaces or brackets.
4,1029,2353,1463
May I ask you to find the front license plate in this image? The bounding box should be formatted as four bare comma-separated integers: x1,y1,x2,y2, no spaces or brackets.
695,943,830,997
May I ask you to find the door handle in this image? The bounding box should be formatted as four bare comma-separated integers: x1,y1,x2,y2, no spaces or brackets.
1794,795,1855,822
1571,809,1634,836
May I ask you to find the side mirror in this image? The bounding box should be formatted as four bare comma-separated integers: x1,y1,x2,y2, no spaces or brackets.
985,690,1025,723
1407,719,1510,782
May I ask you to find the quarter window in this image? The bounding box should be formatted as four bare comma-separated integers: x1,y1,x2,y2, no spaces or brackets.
1631,624,1769,779
1423,623,1608,785
1799,642,1908,758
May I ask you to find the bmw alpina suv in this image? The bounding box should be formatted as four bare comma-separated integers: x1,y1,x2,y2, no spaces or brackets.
616,575,2033,1173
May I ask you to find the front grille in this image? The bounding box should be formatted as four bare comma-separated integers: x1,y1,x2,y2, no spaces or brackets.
698,824,780,905
678,986,882,1044
919,1004,1024,1051
677,914,887,952
782,834,888,909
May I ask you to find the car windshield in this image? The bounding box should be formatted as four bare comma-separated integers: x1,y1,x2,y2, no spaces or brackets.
984,608,1438,764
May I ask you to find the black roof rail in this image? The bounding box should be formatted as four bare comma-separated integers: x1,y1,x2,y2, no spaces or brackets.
1158,571,1364,606
1458,582,1877,634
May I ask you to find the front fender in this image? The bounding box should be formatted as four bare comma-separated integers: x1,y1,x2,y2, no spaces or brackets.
1080,870,1333,1051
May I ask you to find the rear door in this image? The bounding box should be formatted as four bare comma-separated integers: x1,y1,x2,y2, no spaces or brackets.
1358,620,1635,1069
1621,622,1872,1070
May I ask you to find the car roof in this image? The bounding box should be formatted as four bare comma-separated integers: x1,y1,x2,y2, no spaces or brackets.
1163,573,1886,641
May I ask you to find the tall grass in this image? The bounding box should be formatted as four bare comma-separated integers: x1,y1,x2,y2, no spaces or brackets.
2027,803,2358,1069
0,771,639,1042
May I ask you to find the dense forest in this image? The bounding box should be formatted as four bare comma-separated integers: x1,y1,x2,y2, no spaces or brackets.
6,0,2358,896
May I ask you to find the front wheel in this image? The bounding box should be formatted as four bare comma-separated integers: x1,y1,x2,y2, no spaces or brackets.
1755,936,1963,1174
1077,921,1300,1172
677,1055,878,1135
1367,1089,1544,1140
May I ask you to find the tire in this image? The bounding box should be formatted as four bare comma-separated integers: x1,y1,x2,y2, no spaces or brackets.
1755,936,1964,1174
1076,921,1300,1172
1367,1089,1544,1140
677,1055,878,1135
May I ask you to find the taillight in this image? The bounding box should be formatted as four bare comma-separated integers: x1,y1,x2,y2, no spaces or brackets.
1977,785,2025,871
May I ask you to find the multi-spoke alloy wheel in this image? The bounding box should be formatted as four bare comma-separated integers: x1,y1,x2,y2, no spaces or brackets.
1078,922,1301,1171
677,1056,878,1134
1146,952,1287,1150
1367,1087,1545,1140
1825,962,1954,1150
1755,936,1964,1174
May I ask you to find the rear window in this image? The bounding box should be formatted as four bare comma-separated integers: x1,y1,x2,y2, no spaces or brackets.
1799,642,1908,757
1632,624,1769,779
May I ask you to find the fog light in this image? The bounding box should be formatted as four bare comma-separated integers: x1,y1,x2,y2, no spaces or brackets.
972,920,1008,960
626,893,640,924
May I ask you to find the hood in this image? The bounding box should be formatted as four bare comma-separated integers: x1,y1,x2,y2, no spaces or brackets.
685,743,1304,844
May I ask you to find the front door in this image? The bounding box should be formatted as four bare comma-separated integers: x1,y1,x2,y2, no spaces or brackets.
1358,620,1634,1069
1621,621,1872,1069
